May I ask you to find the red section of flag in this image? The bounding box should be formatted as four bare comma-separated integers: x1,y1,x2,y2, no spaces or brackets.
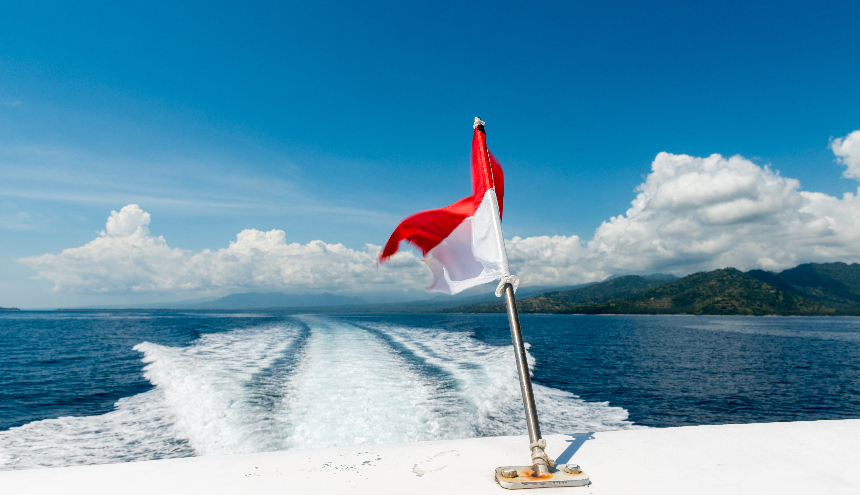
489,151,504,220
472,127,494,210
471,128,504,218
379,128,504,261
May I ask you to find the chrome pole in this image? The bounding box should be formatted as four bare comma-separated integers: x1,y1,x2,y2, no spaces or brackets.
503,282,551,475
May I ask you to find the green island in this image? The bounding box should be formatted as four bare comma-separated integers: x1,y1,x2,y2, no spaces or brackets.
446,262,860,316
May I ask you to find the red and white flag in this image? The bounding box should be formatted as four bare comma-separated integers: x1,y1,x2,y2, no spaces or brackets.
379,118,517,295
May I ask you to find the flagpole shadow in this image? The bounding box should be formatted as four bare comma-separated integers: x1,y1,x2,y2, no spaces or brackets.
554,433,595,465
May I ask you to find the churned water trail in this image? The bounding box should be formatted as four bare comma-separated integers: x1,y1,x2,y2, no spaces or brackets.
279,316,474,448
0,390,191,470
0,314,634,470
359,319,632,435
0,321,305,469
132,322,304,455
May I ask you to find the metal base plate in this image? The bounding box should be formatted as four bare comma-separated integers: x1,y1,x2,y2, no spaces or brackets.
494,466,590,489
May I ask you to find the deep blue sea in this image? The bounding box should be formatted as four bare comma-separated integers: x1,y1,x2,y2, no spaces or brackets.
1,312,859,470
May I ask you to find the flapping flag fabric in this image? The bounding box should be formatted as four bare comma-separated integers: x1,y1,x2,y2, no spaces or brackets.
380,119,516,295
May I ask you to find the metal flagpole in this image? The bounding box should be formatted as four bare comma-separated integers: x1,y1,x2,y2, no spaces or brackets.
502,282,550,474
483,118,590,489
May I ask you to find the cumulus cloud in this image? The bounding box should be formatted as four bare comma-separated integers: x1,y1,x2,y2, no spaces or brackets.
21,205,429,293
831,130,860,179
502,131,860,285
20,130,860,293
585,152,860,276
505,234,596,287
104,204,151,236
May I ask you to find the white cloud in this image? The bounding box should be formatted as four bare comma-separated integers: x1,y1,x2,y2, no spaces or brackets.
585,152,860,276
505,130,860,285
20,130,860,294
831,130,860,179
21,205,187,293
104,204,151,236
504,234,594,286
20,205,428,294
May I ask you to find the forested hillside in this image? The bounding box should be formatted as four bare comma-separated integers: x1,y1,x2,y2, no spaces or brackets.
446,263,860,315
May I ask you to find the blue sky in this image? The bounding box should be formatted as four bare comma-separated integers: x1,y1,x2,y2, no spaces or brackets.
2,1,859,308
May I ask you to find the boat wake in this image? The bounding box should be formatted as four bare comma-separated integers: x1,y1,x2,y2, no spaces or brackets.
0,316,634,470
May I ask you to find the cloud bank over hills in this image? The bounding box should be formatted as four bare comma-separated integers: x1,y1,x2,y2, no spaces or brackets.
20,130,860,296
20,204,429,294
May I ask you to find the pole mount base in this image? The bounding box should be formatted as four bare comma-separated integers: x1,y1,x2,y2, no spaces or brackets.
494,465,590,489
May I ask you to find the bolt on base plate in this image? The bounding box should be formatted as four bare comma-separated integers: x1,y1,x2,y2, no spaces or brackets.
494,464,590,489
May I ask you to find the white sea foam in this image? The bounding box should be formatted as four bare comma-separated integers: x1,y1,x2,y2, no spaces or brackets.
362,320,634,435
0,322,301,470
278,316,477,449
132,323,301,455
0,390,192,470
0,316,634,471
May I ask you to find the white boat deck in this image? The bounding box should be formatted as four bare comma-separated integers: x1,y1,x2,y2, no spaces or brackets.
2,419,858,494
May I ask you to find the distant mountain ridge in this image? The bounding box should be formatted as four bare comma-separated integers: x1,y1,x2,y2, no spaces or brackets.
56,284,583,312
446,263,860,315
450,275,674,313
568,268,835,316
747,263,860,313
542,275,674,302
175,286,575,311
49,263,860,315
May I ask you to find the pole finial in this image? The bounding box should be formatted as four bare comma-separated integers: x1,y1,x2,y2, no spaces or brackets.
473,117,485,129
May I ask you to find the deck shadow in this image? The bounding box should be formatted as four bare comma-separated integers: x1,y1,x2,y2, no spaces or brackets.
554,433,595,465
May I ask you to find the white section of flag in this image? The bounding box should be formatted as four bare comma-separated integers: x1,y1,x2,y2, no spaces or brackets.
423,189,511,294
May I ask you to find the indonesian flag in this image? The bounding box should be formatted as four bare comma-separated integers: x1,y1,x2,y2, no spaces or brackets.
379,119,515,295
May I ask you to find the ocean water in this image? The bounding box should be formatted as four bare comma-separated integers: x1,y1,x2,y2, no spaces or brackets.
1,312,858,470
